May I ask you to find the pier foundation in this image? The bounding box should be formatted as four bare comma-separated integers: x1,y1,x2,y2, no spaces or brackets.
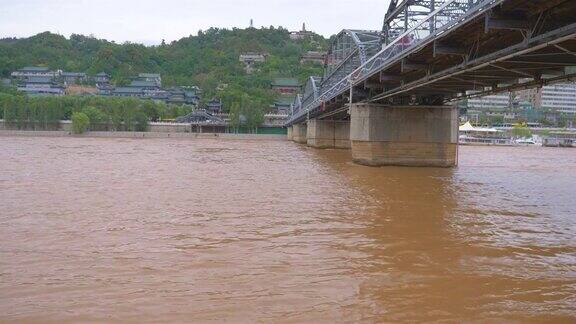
292,123,308,144
306,119,351,149
334,121,351,149
307,120,335,148
350,103,458,167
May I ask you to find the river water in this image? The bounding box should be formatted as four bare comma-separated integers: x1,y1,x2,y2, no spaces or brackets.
0,136,575,323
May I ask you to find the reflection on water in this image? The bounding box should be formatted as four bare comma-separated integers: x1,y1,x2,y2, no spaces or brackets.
0,137,575,322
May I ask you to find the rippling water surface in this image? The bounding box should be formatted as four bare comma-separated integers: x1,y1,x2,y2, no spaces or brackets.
1,136,575,323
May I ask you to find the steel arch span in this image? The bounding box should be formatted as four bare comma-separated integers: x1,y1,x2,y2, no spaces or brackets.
323,30,381,94
291,30,382,119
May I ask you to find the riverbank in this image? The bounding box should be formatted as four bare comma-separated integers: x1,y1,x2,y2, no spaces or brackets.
0,130,287,141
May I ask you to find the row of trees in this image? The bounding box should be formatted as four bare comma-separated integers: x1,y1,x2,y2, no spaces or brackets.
0,91,193,131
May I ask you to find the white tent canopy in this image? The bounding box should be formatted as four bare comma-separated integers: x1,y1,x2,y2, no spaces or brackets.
459,122,501,133
459,122,475,132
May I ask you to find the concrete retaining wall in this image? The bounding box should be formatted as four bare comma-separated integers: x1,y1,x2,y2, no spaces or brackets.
0,120,286,140
0,130,287,141
149,123,190,133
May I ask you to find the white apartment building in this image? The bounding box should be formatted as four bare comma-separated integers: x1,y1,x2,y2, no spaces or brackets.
468,93,510,110
540,83,576,114
469,82,576,114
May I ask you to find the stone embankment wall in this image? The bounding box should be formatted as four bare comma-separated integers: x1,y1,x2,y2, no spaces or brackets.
0,120,286,140
0,120,196,133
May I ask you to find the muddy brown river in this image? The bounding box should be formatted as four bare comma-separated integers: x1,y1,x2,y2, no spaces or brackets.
0,136,575,323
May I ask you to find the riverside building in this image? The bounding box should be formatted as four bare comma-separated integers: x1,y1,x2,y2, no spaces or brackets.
468,93,511,110
469,83,576,114
540,83,576,114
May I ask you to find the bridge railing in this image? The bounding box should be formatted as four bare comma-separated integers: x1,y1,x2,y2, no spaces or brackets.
287,0,498,125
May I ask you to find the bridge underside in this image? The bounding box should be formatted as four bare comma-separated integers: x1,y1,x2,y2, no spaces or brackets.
290,0,576,125
287,0,576,167
366,0,576,106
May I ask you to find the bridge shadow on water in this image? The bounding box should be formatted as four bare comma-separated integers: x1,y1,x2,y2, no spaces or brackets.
303,146,576,322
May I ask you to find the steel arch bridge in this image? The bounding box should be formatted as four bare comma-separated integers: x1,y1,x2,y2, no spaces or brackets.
287,0,576,126
322,30,382,92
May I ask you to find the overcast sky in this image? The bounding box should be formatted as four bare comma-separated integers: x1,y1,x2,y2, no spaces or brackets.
0,0,391,45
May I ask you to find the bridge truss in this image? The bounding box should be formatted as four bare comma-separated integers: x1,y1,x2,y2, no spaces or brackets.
383,0,476,45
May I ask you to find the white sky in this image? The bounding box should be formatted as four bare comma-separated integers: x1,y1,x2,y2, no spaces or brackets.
0,0,391,45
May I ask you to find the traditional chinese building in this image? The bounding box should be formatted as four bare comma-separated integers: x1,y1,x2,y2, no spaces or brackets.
94,72,111,85
290,23,314,40
61,72,87,85
239,53,268,74
11,67,58,81
271,78,301,95
165,87,201,106
206,99,223,114
129,80,161,91
300,51,326,65
273,96,294,115
17,75,64,96
137,73,162,87
110,87,144,97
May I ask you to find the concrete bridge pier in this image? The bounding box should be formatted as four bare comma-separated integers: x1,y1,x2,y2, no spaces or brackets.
334,121,351,149
286,126,293,141
350,103,458,167
306,119,351,149
292,123,308,144
307,120,334,148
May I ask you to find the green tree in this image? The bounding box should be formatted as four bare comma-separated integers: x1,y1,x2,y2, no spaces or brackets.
133,112,149,132
71,112,90,134
245,104,265,132
512,124,532,138
0,93,15,120
228,102,241,131
82,106,108,130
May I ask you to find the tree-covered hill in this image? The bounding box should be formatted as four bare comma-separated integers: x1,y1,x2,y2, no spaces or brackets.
0,28,330,109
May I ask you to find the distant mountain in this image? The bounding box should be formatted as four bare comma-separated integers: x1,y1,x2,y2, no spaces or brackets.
0,28,329,108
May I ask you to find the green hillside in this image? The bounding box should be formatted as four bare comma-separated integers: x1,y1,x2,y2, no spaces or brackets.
0,28,329,110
